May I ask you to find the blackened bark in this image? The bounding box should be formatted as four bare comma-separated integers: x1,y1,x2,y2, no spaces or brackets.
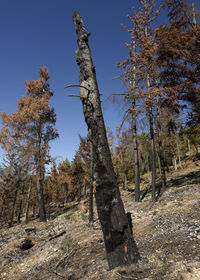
17,200,22,224
36,121,46,222
132,98,140,202
10,186,18,225
25,183,32,224
17,183,25,224
72,12,139,269
89,144,94,222
155,96,166,197
131,41,140,202
149,107,156,203
119,147,127,189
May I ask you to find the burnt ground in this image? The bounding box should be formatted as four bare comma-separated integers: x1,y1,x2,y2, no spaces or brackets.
0,160,200,280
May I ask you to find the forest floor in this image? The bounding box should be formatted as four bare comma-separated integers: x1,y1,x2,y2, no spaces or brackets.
0,158,200,280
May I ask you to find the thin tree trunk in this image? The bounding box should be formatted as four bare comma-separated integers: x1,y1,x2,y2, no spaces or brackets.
17,183,25,224
187,139,191,155
84,179,87,197
72,12,139,269
145,23,156,202
174,157,177,170
36,121,46,222
176,134,182,168
10,186,18,225
132,97,140,202
25,182,32,224
130,41,140,202
155,95,166,195
17,200,22,224
146,74,156,203
149,107,156,203
119,147,127,189
79,179,82,201
124,172,127,190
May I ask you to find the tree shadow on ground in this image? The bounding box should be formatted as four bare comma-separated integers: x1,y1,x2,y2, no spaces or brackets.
140,169,200,201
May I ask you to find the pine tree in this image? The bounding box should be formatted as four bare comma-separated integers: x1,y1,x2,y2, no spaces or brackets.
156,0,200,126
119,0,162,202
0,67,58,221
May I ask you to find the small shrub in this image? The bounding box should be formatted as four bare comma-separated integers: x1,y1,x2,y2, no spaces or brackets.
61,235,78,254
64,207,77,221
152,210,158,216
81,214,87,221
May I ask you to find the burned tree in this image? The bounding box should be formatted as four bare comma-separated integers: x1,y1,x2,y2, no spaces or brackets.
72,12,139,269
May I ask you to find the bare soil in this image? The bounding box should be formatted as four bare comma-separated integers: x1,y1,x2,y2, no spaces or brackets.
0,159,200,280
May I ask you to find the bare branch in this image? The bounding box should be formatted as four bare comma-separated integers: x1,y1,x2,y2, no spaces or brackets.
67,94,80,98
64,84,90,91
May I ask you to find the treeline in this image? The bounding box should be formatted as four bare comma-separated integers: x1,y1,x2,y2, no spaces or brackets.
114,0,200,201
110,126,199,185
0,0,199,226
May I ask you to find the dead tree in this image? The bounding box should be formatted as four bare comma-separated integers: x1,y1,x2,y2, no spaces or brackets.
72,11,139,269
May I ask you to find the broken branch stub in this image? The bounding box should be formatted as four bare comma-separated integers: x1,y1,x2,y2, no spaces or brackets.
72,11,139,269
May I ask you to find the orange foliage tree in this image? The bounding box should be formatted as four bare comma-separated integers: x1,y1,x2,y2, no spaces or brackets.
0,67,58,222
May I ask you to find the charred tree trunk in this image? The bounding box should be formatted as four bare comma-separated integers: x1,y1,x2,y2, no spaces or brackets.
25,182,32,224
72,12,139,269
17,200,22,224
176,134,182,168
36,121,46,222
119,147,127,190
10,186,18,225
132,98,140,202
155,96,166,197
148,107,156,203
130,41,140,202
89,143,94,223
17,182,25,224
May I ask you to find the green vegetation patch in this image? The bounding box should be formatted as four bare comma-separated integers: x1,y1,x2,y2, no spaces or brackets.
61,235,78,254
64,206,78,220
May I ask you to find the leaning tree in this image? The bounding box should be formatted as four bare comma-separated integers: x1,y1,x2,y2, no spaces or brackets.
70,12,139,270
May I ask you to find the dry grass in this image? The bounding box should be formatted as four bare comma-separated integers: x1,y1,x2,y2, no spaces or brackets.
0,159,200,279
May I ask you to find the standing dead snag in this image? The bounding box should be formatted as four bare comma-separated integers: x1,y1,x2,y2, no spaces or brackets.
72,11,139,269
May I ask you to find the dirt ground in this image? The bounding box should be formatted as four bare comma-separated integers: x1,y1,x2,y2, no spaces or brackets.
0,159,200,280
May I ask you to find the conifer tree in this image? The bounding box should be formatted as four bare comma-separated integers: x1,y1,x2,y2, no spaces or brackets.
156,0,200,127
0,67,58,221
119,0,162,202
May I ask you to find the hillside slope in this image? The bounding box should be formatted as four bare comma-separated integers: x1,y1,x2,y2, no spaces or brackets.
0,159,200,280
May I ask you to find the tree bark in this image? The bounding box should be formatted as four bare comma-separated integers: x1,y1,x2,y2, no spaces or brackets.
155,95,166,196
36,120,46,222
149,108,156,203
25,182,32,224
10,186,18,225
89,143,94,223
176,134,182,168
132,98,140,202
130,41,140,202
72,11,139,269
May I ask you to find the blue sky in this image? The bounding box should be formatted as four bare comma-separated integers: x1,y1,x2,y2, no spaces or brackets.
0,0,199,165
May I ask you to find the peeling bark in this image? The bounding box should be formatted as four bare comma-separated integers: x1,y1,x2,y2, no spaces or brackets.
72,12,139,269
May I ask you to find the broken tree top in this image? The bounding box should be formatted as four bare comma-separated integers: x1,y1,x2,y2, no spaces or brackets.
72,11,140,269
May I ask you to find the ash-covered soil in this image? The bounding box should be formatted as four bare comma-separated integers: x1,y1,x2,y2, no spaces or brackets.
0,160,200,280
